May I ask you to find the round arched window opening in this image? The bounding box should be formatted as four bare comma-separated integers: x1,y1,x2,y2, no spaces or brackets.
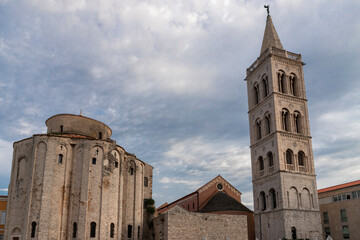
217,183,223,191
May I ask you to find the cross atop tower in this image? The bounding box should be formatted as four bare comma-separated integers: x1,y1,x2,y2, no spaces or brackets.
264,5,270,15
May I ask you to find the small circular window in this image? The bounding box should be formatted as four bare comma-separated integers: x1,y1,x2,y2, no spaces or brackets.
217,183,223,191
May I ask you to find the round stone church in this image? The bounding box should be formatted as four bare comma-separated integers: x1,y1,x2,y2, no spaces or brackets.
5,114,153,239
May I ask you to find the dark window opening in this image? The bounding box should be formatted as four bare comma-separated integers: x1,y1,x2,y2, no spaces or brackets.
60,125,63,133
323,212,329,224
270,189,276,209
187,204,189,210
31,221,37,238
127,225,132,238
294,111,302,134
342,226,349,239
298,151,305,166
73,222,77,238
99,132,102,139
278,72,285,93
92,158,96,165
138,226,140,239
263,77,269,97
282,109,290,131
259,157,264,171
144,177,148,187
130,167,134,175
286,149,293,165
268,152,274,167
254,84,260,104
90,222,96,238
256,119,262,140
291,227,297,239
324,227,330,238
290,75,296,96
265,115,271,134
115,161,119,168
58,154,63,164
193,202,195,209
341,209,348,222
260,192,266,210
110,223,115,238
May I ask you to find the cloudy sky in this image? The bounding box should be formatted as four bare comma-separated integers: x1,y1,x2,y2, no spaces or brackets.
0,0,360,209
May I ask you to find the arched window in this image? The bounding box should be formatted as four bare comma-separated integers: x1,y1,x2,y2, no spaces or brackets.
286,149,293,165
260,191,266,210
278,71,285,93
144,177,148,187
281,109,290,131
294,111,302,134
90,222,96,238
73,222,77,238
256,119,262,140
58,154,63,164
258,156,264,171
265,113,271,135
31,221,37,238
253,83,260,105
110,223,115,238
298,151,305,166
291,227,297,239
262,76,269,97
289,74,297,96
267,152,274,167
269,188,277,209
127,225,132,238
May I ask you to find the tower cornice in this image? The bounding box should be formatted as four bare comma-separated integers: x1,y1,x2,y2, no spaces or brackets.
246,47,304,78
250,130,311,148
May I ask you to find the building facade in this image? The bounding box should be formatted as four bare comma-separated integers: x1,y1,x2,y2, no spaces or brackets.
245,12,322,239
5,114,153,240
0,196,7,239
318,180,360,240
155,175,254,240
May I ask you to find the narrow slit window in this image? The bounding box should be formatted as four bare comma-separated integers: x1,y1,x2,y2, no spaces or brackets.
115,161,119,168
73,222,77,238
99,132,102,139
110,223,115,238
92,158,96,165
60,125,63,133
144,177,148,187
130,167,134,175
127,225,132,238
58,154,63,164
31,221,37,238
90,222,96,238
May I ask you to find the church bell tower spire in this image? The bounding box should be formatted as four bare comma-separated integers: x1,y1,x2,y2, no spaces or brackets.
245,9,323,240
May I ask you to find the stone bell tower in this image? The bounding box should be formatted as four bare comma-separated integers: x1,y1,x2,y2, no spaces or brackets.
245,9,322,240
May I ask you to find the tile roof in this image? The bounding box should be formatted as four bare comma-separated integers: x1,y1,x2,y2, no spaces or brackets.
318,179,360,193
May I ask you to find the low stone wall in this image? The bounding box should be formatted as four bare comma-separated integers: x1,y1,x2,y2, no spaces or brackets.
154,206,248,240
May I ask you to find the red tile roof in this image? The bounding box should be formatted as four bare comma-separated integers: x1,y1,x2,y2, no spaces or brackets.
318,179,360,193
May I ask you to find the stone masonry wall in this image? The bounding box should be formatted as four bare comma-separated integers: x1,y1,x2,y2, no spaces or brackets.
154,207,248,240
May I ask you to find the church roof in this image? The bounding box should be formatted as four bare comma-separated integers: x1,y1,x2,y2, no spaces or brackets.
260,14,284,55
199,191,252,213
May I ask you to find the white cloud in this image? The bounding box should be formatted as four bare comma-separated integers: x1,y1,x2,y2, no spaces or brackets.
0,139,12,177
